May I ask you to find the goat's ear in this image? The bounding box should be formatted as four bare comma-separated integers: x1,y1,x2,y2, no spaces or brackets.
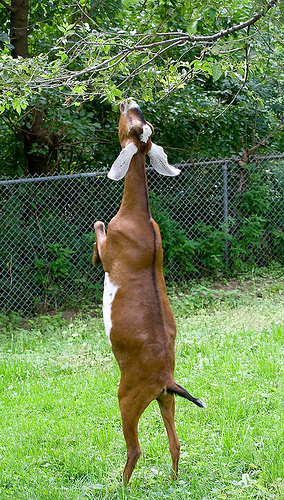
108,142,138,180
148,143,181,176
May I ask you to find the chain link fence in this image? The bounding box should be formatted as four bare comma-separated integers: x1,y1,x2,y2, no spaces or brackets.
1,153,284,314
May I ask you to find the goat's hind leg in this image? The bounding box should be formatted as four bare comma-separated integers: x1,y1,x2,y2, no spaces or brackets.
118,384,155,485
157,392,180,480
120,404,141,485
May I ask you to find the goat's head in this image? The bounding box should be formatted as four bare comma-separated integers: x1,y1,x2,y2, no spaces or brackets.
108,99,181,181
118,99,153,152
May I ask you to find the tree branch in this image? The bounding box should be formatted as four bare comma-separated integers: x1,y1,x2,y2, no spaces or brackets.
238,115,284,170
215,26,251,120
247,116,284,157
36,1,279,84
190,0,279,43
0,0,279,99
105,0,278,46
0,0,13,12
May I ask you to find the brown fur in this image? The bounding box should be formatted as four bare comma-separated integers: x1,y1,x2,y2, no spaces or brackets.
94,101,203,484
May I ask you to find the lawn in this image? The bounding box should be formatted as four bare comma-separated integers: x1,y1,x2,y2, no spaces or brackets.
0,276,283,499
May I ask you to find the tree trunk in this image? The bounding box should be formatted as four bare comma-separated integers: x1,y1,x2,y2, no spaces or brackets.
21,110,59,175
8,0,59,175
10,0,29,58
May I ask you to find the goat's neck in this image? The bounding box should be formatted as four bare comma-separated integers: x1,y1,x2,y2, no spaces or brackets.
119,150,151,220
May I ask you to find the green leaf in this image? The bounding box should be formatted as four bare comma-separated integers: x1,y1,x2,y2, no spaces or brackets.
212,62,222,82
207,7,217,21
211,45,221,55
187,19,198,36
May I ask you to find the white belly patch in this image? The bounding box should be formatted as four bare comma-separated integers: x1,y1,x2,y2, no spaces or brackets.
103,272,118,346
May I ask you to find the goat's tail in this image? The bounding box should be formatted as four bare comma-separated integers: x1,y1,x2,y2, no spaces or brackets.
167,382,206,409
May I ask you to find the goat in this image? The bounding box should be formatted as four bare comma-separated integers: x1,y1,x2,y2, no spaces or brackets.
93,99,205,484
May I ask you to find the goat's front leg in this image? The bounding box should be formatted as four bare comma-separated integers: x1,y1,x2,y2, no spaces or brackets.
93,221,107,266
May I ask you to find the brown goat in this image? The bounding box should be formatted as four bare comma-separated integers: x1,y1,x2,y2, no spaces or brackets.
93,99,205,484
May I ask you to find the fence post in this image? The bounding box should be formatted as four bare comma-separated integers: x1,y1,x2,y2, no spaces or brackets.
222,162,230,269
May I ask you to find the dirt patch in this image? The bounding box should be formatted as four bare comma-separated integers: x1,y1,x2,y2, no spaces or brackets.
212,279,242,292
16,274,284,329
17,305,101,330
212,275,284,296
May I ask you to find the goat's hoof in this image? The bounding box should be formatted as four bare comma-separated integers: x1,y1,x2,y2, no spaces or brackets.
94,221,105,232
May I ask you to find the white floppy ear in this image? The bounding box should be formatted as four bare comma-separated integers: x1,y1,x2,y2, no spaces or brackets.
108,142,138,181
147,143,181,176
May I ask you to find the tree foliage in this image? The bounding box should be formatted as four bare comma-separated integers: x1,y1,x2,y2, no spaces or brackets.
0,0,283,176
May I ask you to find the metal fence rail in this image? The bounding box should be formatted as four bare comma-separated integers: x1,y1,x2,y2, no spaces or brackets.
1,154,284,313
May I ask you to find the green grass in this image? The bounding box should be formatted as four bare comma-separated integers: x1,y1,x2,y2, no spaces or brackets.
0,279,283,499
